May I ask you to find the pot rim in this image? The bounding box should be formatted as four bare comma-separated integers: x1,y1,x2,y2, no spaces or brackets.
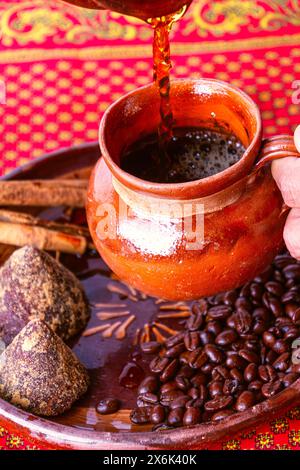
99,78,263,199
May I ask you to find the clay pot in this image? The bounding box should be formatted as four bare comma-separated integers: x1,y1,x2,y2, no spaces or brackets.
87,79,299,300
60,0,192,21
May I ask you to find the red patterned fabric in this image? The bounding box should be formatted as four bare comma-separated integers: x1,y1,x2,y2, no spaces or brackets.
0,0,300,450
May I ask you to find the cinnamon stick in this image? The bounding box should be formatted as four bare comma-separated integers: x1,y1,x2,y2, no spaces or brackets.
0,221,87,254
0,180,88,207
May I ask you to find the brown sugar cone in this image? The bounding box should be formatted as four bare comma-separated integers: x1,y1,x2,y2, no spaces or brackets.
0,320,89,416
0,246,90,346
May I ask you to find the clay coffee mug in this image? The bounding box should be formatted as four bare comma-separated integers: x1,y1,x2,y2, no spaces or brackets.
60,0,192,21
87,79,300,300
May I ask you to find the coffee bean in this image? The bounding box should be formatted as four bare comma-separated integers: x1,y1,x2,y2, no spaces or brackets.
130,407,151,424
235,297,252,311
212,410,235,421
160,381,177,394
244,363,258,382
258,365,277,382
160,359,178,382
188,387,199,399
150,356,169,374
226,353,247,370
212,366,230,381
169,396,190,409
248,380,263,391
261,380,282,398
138,392,158,404
250,283,264,300
138,376,159,395
223,291,238,306
187,312,203,331
239,349,259,364
160,389,185,406
215,329,238,346
178,365,194,378
282,372,299,387
150,405,165,425
208,381,224,398
223,378,239,395
263,331,276,348
184,331,200,351
232,310,252,334
273,352,290,372
165,332,185,349
141,341,161,355
199,331,215,345
283,264,300,280
165,343,185,358
188,349,208,369
96,398,120,415
167,408,184,427
235,391,255,411
201,362,215,375
206,320,222,336
204,344,224,364
230,368,244,383
191,372,207,387
272,339,288,354
175,375,190,391
183,407,201,426
207,305,232,320
204,396,233,411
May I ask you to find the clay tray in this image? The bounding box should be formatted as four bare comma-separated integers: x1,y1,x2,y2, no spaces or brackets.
0,142,299,450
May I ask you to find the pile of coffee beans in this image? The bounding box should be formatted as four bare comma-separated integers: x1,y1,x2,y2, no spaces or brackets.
130,253,300,429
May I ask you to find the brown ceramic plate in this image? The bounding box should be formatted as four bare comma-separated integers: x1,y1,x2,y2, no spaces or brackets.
0,142,299,450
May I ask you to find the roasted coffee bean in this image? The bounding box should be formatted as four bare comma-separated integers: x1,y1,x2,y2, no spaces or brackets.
212,410,235,421
160,359,178,383
223,290,238,306
188,350,208,369
282,372,299,387
96,398,120,415
204,395,233,411
150,356,170,374
223,378,239,395
207,305,232,320
179,351,190,365
235,297,252,311
160,389,185,405
244,363,258,382
269,297,283,317
191,373,207,387
188,387,199,399
235,391,255,411
187,312,203,331
230,368,244,383
160,381,177,394
150,405,165,425
254,265,273,283
261,380,282,398
215,329,238,346
272,339,288,354
138,392,158,404
240,283,251,298
178,365,194,378
238,349,259,364
282,290,300,304
198,384,208,401
283,326,299,341
208,381,224,398
266,281,284,297
175,375,190,391
258,365,277,382
212,366,230,381
273,353,290,372
244,337,260,352
165,343,185,358
201,362,215,375
266,350,278,365
165,332,185,349
192,300,208,315
183,407,202,426
263,331,276,348
204,344,224,364
285,304,300,324
206,320,222,336
141,341,161,355
138,376,159,395
253,320,268,335
283,264,300,280
226,353,247,370
232,310,252,334
169,396,190,409
250,283,264,300
199,331,215,345
130,407,151,424
184,331,200,351
248,380,263,391
167,408,184,427
253,307,270,322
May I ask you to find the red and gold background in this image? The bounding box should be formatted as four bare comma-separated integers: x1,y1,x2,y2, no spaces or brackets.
0,0,300,450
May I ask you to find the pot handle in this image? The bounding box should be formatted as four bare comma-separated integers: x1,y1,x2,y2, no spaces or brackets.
255,134,300,171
